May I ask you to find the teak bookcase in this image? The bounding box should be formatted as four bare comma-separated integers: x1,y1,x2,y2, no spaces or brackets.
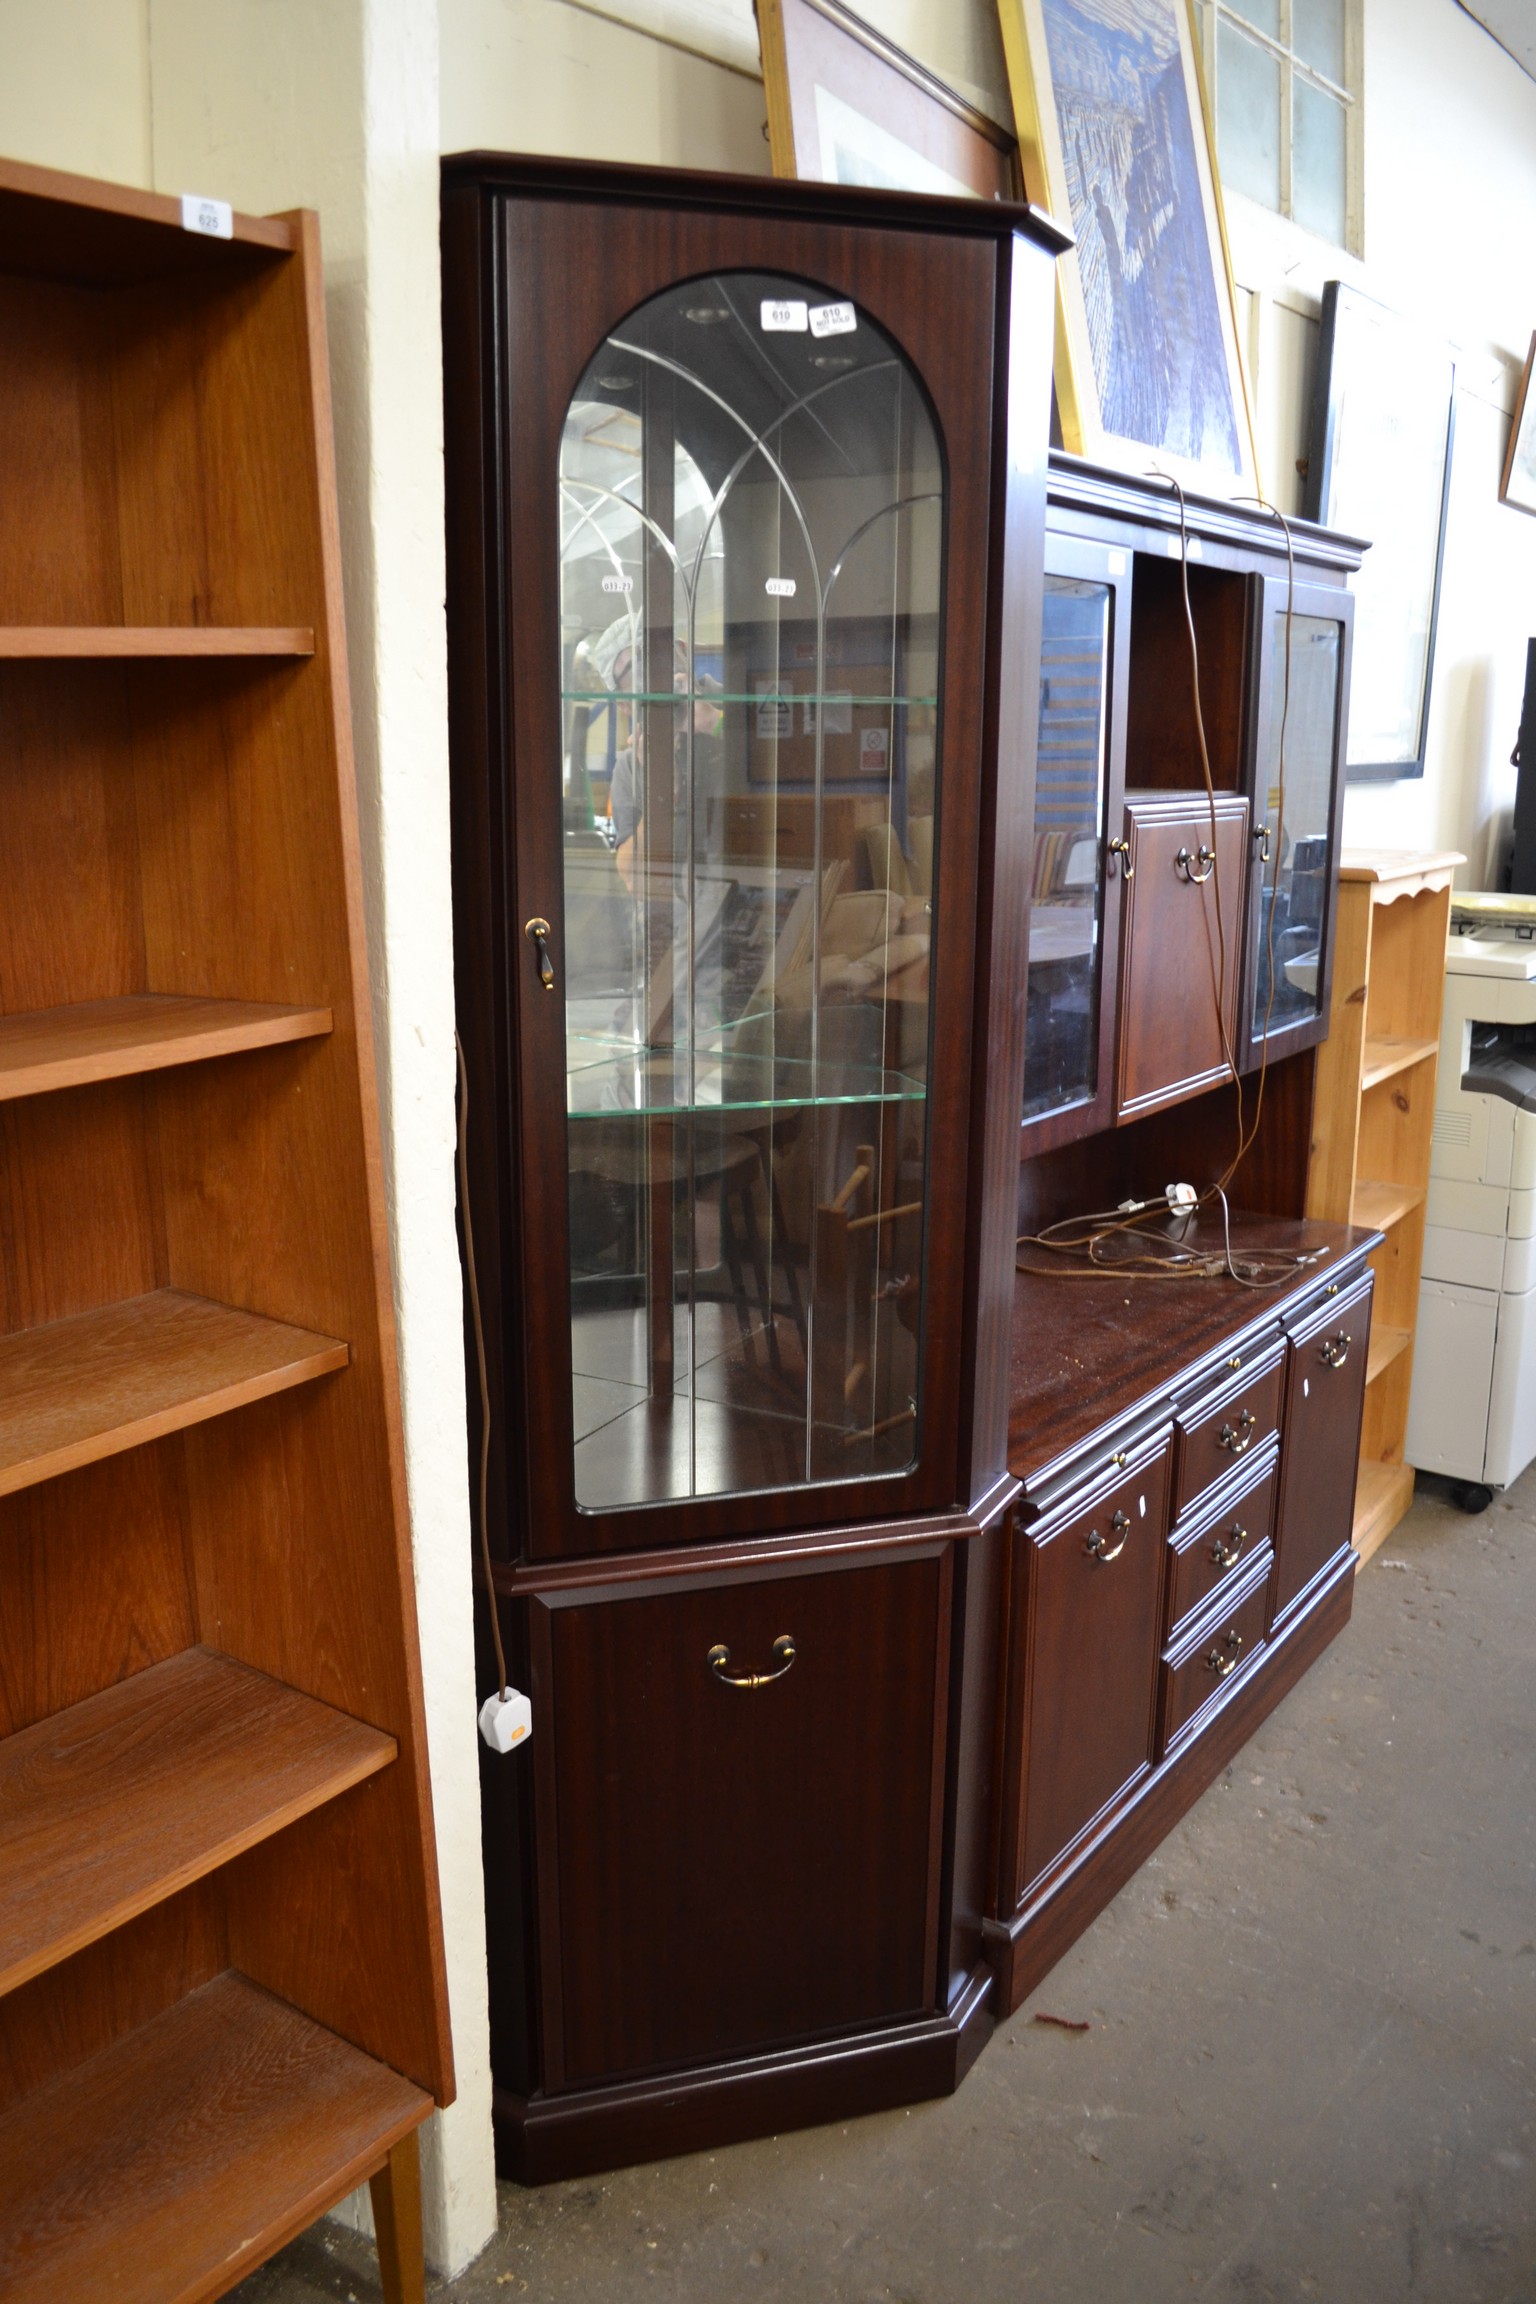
0,158,452,2301
1306,849,1463,1562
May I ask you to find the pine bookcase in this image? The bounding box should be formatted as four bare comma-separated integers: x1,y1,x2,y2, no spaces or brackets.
0,157,452,2303
1305,848,1463,1564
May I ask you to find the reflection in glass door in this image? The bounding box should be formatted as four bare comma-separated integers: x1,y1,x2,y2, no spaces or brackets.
556,275,944,1510
1251,609,1341,1040
1023,575,1112,1123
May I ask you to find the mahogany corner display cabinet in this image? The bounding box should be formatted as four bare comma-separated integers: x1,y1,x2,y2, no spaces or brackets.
442,152,1374,2187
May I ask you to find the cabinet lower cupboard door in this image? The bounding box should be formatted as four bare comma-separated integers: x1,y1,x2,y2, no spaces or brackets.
530,1549,951,2090
1272,1272,1373,1625
1004,1445,1170,1908
1117,793,1249,1119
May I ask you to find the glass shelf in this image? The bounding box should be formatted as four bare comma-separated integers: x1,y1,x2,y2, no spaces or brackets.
561,689,939,708
566,1037,926,1117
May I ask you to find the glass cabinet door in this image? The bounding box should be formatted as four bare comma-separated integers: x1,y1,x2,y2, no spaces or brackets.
1021,538,1128,1148
1246,576,1351,1056
557,275,943,1511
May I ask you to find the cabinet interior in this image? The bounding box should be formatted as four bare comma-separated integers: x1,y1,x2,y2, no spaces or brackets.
1125,556,1249,794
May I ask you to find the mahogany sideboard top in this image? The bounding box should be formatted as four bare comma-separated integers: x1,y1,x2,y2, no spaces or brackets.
1008,1212,1379,1489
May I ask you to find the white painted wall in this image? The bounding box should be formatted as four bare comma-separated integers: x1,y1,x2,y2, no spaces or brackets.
2,0,1534,2275
1218,0,1536,877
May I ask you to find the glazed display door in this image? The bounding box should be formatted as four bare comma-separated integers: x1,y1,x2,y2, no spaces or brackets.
501,207,1002,1558
1020,531,1130,1152
1240,572,1353,1067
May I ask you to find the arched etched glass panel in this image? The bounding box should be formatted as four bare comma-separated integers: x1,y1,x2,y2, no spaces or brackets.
557,275,943,1510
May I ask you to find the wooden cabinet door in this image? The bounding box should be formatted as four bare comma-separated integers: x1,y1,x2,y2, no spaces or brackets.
1002,1441,1170,1911
528,1546,951,2091
1272,1272,1374,1627
1116,793,1250,1119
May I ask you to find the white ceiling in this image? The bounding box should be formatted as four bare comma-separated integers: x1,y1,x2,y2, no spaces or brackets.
1458,1,1536,79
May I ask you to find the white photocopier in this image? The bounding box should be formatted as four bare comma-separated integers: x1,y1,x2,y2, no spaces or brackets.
1406,892,1536,1507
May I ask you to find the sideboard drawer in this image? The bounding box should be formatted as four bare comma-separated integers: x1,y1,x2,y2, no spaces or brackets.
1159,1549,1271,1755
1173,1338,1285,1515
1166,1442,1278,1638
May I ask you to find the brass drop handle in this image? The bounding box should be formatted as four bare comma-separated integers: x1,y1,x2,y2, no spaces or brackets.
1319,1331,1351,1369
1205,1627,1244,1678
708,1633,796,1689
1107,835,1134,881
1256,821,1273,865
1217,1408,1257,1454
1175,844,1217,885
525,916,555,991
1086,1508,1130,1564
1209,1523,1247,1570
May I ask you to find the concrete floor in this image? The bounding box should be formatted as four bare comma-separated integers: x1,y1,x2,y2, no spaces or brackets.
237,1473,1536,2304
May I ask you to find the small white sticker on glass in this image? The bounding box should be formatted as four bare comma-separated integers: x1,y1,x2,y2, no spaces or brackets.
765,576,797,597
1107,551,1127,576
761,299,808,333
180,192,233,240
600,575,633,594
859,726,889,773
809,301,857,339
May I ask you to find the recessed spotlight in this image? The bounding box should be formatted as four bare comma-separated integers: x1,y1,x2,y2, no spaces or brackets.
685,304,731,324
599,371,634,390
811,353,856,370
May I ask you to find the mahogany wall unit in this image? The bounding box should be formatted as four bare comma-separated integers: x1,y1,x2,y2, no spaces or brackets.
444,157,1371,2188
1022,459,1361,1153
996,1218,1375,2005
0,158,450,2302
445,151,1063,2182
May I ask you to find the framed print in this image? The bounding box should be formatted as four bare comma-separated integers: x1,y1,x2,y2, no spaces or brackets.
996,0,1258,494
1500,331,1536,518
756,0,1020,200
1304,282,1456,783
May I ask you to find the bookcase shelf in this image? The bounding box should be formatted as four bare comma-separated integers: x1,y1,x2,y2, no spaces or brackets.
0,1971,429,2304
0,1290,348,1498
0,155,449,2302
0,996,333,1102
0,1647,394,1994
0,627,315,657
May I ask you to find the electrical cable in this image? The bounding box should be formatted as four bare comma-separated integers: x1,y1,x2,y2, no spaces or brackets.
456,1028,511,1704
1017,480,1309,1291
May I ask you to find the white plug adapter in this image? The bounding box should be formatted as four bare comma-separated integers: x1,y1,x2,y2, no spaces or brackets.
478,1688,532,1753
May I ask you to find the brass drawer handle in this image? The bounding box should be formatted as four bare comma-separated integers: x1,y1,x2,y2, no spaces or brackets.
1107,835,1134,881
1319,1331,1351,1369
1205,1628,1244,1678
1175,843,1217,884
1209,1523,1247,1570
1217,1408,1257,1454
1086,1508,1130,1564
708,1634,796,1689
525,916,555,991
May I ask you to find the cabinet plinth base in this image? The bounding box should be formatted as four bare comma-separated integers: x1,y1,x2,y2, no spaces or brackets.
494,1966,995,2185
986,1550,1355,2017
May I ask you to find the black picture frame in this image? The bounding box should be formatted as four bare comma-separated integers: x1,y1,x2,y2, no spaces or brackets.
1303,281,1456,784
